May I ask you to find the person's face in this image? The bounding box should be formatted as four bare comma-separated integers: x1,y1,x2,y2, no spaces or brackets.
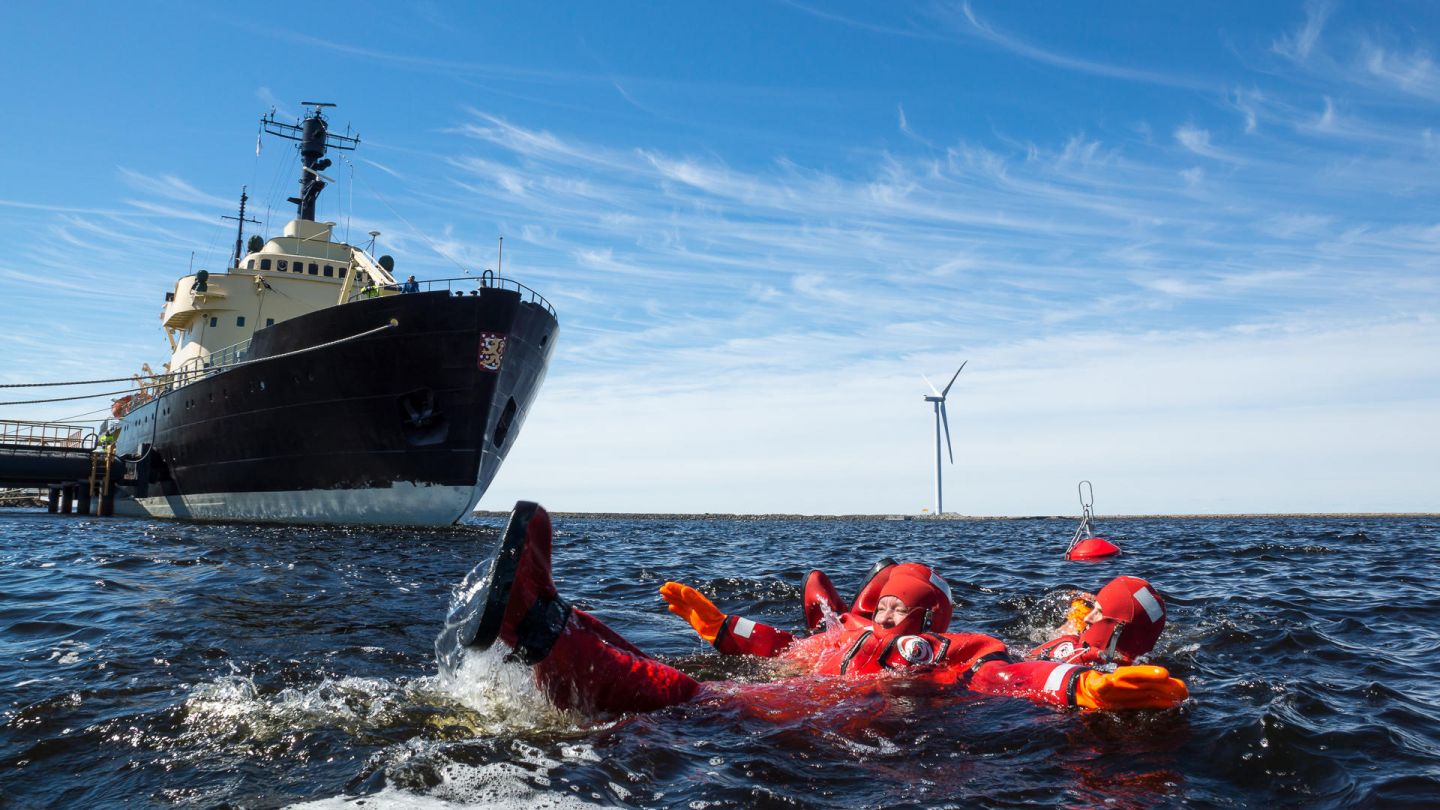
1084,604,1105,625
874,595,914,629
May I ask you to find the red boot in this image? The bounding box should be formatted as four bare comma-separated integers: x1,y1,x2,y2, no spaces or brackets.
440,501,700,716
802,569,845,630
439,501,568,667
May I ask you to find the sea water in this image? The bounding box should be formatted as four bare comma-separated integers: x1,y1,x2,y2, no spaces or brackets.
2,509,1438,808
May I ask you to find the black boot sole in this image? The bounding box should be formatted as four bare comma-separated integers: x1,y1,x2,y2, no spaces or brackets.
436,500,538,674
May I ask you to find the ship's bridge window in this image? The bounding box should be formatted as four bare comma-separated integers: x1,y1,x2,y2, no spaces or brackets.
237,316,246,327
209,317,218,328
323,265,334,277
308,263,319,275
260,259,272,271
246,259,255,270
277,259,288,271
338,267,347,278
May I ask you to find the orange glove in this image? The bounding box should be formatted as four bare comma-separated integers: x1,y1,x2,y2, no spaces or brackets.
1074,665,1188,710
659,582,726,643
1064,599,1092,632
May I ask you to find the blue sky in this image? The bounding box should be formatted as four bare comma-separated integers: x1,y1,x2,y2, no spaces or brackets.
2,2,1437,515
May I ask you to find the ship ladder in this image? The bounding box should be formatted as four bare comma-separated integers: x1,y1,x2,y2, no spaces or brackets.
85,445,117,517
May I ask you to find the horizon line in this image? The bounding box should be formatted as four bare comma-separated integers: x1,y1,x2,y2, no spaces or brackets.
473,510,1437,521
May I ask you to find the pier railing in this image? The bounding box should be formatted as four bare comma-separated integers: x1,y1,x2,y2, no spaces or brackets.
345,274,556,318
0,419,96,452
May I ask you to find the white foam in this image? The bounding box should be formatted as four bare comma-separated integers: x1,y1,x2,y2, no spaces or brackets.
428,646,580,733
288,759,606,809
178,647,616,807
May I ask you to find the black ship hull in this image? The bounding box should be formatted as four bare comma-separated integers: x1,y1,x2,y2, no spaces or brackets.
113,289,556,526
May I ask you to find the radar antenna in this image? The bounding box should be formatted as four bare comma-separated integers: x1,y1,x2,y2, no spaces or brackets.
260,102,360,221
221,186,260,268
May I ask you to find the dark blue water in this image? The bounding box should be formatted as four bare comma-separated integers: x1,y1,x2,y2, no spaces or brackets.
2,509,1438,808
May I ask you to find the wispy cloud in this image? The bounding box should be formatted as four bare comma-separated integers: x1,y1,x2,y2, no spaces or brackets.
1268,3,1440,107
1174,125,1242,163
118,169,235,208
1362,43,1440,101
777,0,949,43
1272,0,1334,61
371,105,1440,401
1231,88,1262,134
949,2,1213,91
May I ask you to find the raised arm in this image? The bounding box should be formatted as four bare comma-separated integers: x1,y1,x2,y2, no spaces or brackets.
660,582,795,657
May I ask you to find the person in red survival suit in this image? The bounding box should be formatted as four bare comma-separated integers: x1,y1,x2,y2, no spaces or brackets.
661,561,1185,705
438,502,1188,720
1026,576,1168,666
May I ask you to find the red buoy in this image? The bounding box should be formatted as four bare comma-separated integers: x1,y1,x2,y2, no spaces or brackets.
1064,481,1120,560
1066,535,1120,561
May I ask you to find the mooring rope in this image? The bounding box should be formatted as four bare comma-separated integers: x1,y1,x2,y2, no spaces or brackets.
0,320,397,406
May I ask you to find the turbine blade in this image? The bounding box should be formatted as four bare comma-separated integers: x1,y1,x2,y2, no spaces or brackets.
940,360,968,398
922,374,940,397
940,401,954,464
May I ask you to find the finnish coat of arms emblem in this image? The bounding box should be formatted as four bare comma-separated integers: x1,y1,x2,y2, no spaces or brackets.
478,333,507,371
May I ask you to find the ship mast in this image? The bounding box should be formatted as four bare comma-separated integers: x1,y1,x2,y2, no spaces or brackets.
260,102,360,222
221,186,259,268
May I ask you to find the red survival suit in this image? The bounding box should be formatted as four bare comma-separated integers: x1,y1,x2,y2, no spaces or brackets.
443,503,1186,719
1027,576,1167,666
671,563,1104,708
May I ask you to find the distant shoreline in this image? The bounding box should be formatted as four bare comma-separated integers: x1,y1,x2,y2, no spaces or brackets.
473,510,1438,522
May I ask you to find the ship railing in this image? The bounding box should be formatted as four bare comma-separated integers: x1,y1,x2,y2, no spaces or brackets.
162,338,253,394
345,274,557,318
0,419,97,453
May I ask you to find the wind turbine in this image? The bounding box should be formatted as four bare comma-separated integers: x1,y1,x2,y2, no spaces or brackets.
922,361,966,515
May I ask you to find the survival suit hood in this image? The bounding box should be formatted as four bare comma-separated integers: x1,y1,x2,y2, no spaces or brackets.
864,562,954,635
1078,576,1166,663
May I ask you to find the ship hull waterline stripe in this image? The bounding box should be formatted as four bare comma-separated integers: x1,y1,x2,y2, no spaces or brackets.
116,480,486,527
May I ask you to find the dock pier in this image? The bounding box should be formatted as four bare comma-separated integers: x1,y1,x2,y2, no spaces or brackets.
0,420,122,517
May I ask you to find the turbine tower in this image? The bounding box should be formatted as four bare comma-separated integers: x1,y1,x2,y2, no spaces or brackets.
922,361,966,515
